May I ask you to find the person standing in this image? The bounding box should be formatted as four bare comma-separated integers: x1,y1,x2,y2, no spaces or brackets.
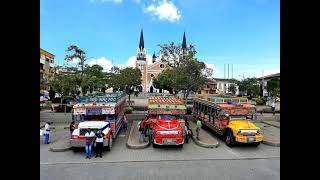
138,121,145,143
69,121,75,136
148,125,154,144
95,130,105,158
44,122,51,144
271,101,276,115
196,119,202,140
123,113,128,130
85,128,95,159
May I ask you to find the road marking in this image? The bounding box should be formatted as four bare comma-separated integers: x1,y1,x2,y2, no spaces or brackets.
40,156,280,165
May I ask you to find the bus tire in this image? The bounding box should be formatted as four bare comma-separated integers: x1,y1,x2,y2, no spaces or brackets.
253,142,260,147
225,130,236,147
72,147,80,152
153,143,158,148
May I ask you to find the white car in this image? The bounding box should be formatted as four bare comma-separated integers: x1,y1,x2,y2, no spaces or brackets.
70,121,113,152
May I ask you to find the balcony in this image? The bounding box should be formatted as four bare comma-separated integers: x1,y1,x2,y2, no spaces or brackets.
40,58,45,64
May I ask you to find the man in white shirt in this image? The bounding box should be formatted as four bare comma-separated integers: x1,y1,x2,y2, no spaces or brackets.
44,122,51,144
271,101,276,115
85,128,95,159
95,130,105,158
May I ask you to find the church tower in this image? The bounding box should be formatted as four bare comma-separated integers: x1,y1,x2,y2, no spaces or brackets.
136,29,147,92
182,31,188,59
152,52,156,63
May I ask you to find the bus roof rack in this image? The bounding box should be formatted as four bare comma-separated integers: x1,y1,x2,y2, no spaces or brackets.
207,97,248,104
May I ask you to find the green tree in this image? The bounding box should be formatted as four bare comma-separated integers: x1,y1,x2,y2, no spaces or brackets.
157,43,211,98
109,67,142,105
50,74,78,97
267,77,280,98
228,84,237,95
65,45,87,76
237,78,260,97
110,66,120,74
159,42,197,68
153,69,174,94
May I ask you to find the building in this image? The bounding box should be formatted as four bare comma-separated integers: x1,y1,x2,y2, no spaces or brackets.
198,79,217,95
40,48,55,89
258,73,280,96
197,78,239,97
135,30,188,92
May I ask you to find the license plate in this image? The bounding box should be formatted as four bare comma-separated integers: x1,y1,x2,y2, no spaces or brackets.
164,139,175,144
247,137,255,142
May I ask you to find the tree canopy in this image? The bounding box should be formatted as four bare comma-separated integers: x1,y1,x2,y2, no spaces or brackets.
237,78,260,97
267,77,280,98
154,42,212,98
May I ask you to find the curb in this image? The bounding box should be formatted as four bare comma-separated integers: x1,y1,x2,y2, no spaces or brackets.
49,146,72,152
126,123,149,149
191,135,219,148
261,121,280,128
262,139,280,147
49,138,72,152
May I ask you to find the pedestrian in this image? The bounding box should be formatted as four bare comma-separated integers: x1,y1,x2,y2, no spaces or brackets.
123,112,128,130
44,122,51,144
138,121,145,143
271,101,276,115
196,119,202,140
85,128,95,159
184,124,190,143
95,130,105,158
144,124,150,143
69,121,75,136
148,125,154,144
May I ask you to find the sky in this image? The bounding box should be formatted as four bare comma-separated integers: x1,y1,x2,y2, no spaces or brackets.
40,0,280,79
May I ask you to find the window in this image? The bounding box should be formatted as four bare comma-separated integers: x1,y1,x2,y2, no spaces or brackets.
150,74,154,77
160,64,164,68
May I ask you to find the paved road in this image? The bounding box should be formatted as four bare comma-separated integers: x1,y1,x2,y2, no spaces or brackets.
41,123,279,164
40,158,279,180
40,122,280,180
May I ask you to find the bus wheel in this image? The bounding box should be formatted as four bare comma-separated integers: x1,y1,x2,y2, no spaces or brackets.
106,137,112,151
178,144,183,148
72,147,80,152
153,143,158,148
225,131,235,147
253,142,260,147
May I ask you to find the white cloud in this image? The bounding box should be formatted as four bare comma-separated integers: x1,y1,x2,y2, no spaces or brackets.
90,0,123,3
87,54,154,72
125,54,153,68
263,69,280,76
88,57,113,72
145,0,182,22
126,56,137,68
205,64,216,77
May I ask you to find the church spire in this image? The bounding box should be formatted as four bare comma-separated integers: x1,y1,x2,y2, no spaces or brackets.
139,29,144,50
182,31,187,50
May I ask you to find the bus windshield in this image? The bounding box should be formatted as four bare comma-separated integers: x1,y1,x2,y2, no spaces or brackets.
158,115,178,120
229,115,254,120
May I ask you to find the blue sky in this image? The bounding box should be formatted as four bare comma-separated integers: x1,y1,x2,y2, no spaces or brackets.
40,0,280,79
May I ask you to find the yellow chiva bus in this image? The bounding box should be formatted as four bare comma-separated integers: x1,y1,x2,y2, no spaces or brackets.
193,97,263,147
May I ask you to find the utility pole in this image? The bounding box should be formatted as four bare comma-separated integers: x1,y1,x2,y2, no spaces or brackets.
228,64,229,80
224,64,226,79
232,64,233,79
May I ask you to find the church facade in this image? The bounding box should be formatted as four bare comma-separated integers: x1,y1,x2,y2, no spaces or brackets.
135,30,188,92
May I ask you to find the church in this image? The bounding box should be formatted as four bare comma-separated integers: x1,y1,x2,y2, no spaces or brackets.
135,30,188,93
